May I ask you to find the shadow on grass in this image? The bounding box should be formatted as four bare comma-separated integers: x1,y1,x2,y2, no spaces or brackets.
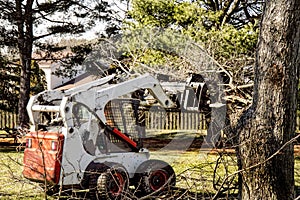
0,143,23,153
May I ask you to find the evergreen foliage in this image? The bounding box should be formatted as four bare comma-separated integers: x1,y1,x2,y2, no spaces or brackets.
125,0,261,65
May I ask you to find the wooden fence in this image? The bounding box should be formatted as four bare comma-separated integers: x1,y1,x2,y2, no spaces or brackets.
1,109,300,132
0,109,208,131
0,110,17,130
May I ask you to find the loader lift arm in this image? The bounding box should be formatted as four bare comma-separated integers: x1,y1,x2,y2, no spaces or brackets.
69,73,176,124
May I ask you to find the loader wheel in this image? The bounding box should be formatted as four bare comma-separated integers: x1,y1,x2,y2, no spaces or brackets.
134,159,176,195
89,164,129,200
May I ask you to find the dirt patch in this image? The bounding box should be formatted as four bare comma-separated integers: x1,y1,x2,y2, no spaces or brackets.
143,136,204,151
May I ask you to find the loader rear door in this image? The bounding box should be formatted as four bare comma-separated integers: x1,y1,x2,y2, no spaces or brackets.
23,132,64,184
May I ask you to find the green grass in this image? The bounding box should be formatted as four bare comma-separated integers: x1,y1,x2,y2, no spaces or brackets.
0,150,46,200
0,148,299,199
152,151,300,197
151,150,239,196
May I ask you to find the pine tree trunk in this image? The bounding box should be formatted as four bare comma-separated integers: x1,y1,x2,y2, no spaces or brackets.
237,1,300,199
18,57,31,127
16,0,34,127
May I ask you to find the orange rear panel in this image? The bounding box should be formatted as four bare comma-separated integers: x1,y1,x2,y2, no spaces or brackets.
23,131,64,184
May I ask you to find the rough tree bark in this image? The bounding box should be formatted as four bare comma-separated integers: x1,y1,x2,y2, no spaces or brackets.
237,1,300,199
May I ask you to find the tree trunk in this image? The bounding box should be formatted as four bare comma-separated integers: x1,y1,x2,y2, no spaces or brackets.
237,1,300,199
16,0,34,127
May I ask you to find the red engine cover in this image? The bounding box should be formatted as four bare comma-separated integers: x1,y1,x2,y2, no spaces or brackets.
23,131,64,184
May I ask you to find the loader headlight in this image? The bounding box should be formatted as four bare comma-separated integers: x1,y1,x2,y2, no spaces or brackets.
26,138,32,148
51,140,58,151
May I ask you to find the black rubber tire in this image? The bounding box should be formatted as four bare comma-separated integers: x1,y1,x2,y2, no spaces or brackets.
134,159,176,195
42,184,59,196
89,163,129,200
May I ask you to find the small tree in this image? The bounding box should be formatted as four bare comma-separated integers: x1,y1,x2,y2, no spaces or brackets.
237,0,300,199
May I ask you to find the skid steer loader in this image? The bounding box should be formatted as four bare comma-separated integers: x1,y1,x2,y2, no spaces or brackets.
23,73,186,199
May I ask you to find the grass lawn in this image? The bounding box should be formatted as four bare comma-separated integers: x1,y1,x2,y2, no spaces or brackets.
0,147,299,199
0,149,46,200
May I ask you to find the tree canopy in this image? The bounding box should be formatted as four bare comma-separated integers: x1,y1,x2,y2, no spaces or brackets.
122,0,263,116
